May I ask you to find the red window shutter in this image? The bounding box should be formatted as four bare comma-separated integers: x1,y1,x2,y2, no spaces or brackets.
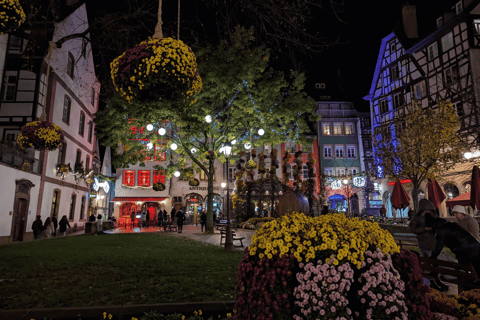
138,170,151,186
153,171,166,184
123,170,135,186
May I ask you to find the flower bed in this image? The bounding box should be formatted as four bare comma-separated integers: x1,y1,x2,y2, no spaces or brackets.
17,121,64,151
0,0,26,34
238,217,274,230
111,37,202,103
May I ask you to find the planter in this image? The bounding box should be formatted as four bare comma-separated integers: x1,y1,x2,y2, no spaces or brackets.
17,121,65,151
153,182,166,191
0,0,26,34
188,178,200,186
111,37,202,103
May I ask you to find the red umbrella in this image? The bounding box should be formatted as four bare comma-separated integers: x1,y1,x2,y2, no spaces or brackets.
471,165,480,210
428,179,446,210
391,180,411,210
446,192,471,207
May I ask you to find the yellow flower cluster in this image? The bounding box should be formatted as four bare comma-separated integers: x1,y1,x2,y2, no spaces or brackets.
17,121,63,151
110,37,202,103
0,0,26,33
249,213,399,268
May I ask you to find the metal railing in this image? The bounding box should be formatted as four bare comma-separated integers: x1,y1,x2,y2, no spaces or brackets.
0,143,42,174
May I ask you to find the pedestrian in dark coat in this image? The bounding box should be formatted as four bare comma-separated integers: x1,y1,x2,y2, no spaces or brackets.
58,215,71,236
163,210,168,231
176,210,185,233
51,215,58,236
200,211,207,232
131,209,136,228
31,215,43,239
409,199,439,258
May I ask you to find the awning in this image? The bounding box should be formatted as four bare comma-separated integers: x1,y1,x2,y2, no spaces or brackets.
112,197,167,202
446,192,471,207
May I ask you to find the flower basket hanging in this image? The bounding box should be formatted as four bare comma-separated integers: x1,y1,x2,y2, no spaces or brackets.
111,37,202,103
17,121,65,151
153,182,166,191
245,159,257,170
0,0,26,34
188,178,200,186
204,150,216,161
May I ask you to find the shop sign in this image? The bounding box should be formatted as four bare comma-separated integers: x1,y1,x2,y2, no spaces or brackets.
352,176,366,188
188,186,220,191
374,182,381,191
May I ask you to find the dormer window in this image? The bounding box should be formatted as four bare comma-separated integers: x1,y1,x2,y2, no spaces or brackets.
389,40,396,52
437,17,443,28
456,1,463,14
67,52,75,78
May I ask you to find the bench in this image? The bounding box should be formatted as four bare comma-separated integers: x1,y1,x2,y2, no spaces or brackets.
418,257,480,292
233,237,246,247
392,232,418,248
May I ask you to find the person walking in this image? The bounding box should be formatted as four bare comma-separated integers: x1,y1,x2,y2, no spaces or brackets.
200,211,207,232
51,215,58,237
59,215,71,236
42,217,54,238
453,205,480,241
176,209,185,233
31,215,43,240
97,214,103,234
163,209,168,231
140,210,147,228
131,209,136,228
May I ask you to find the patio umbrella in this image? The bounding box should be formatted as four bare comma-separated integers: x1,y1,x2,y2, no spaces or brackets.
446,192,471,207
471,165,480,210
428,179,446,210
391,180,411,210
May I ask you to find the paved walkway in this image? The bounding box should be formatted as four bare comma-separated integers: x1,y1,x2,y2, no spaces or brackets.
105,224,255,250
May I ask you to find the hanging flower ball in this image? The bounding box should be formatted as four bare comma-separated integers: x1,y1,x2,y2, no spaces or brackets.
188,178,200,186
153,182,166,191
0,0,26,34
204,150,216,161
110,37,202,103
17,121,65,151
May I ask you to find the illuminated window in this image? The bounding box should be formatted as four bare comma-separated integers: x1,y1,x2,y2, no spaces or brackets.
50,190,61,217
345,123,354,135
322,123,331,135
336,168,345,176
285,141,296,153
324,168,334,176
153,170,166,184
348,168,358,175
138,170,151,186
123,170,135,186
333,123,342,135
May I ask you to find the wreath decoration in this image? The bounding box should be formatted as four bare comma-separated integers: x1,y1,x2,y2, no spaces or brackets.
17,121,65,151
0,0,26,34
111,37,202,103
153,182,166,191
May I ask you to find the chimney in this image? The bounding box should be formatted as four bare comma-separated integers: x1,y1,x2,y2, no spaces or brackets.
402,4,418,39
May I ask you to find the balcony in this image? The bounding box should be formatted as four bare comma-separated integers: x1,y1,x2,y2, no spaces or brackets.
0,143,42,174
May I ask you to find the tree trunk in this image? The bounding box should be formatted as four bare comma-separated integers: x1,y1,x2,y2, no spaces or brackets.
205,159,214,234
412,181,420,214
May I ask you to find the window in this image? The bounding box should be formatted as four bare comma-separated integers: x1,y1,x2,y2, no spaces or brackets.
8,35,22,52
444,66,459,86
69,194,76,221
315,83,326,89
289,164,295,180
442,32,454,51
347,146,356,158
363,139,372,149
380,100,388,114
348,168,358,176
138,170,151,186
85,155,90,173
336,168,345,176
389,40,396,52
303,165,309,179
345,123,354,135
474,19,480,34
87,122,93,143
79,112,85,136
81,38,87,58
154,144,166,161
67,52,75,78
91,88,95,106
75,149,82,165
263,144,270,153
456,1,463,14
428,42,439,60
79,196,86,220
335,146,344,158
200,170,206,180
414,81,427,99
453,102,464,117
228,167,237,181
37,73,47,109
153,170,166,184
393,93,403,109
50,190,60,217
437,17,443,28
285,141,296,153
3,72,17,101
322,123,331,135
62,96,71,124
123,170,135,186
57,142,67,165
324,145,332,158
390,64,399,80
324,168,334,176
363,118,371,127
333,123,342,135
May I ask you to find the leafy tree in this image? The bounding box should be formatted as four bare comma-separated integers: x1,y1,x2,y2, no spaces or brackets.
96,27,317,232
374,101,466,212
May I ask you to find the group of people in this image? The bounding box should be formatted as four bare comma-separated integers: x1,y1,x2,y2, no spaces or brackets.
409,199,480,291
31,215,71,239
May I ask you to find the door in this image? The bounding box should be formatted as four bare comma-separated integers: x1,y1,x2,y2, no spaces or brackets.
12,199,28,241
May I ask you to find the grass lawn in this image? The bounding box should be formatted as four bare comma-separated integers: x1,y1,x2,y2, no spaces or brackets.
0,233,243,310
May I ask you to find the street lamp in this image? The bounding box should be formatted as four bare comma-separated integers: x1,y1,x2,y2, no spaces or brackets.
221,141,234,251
